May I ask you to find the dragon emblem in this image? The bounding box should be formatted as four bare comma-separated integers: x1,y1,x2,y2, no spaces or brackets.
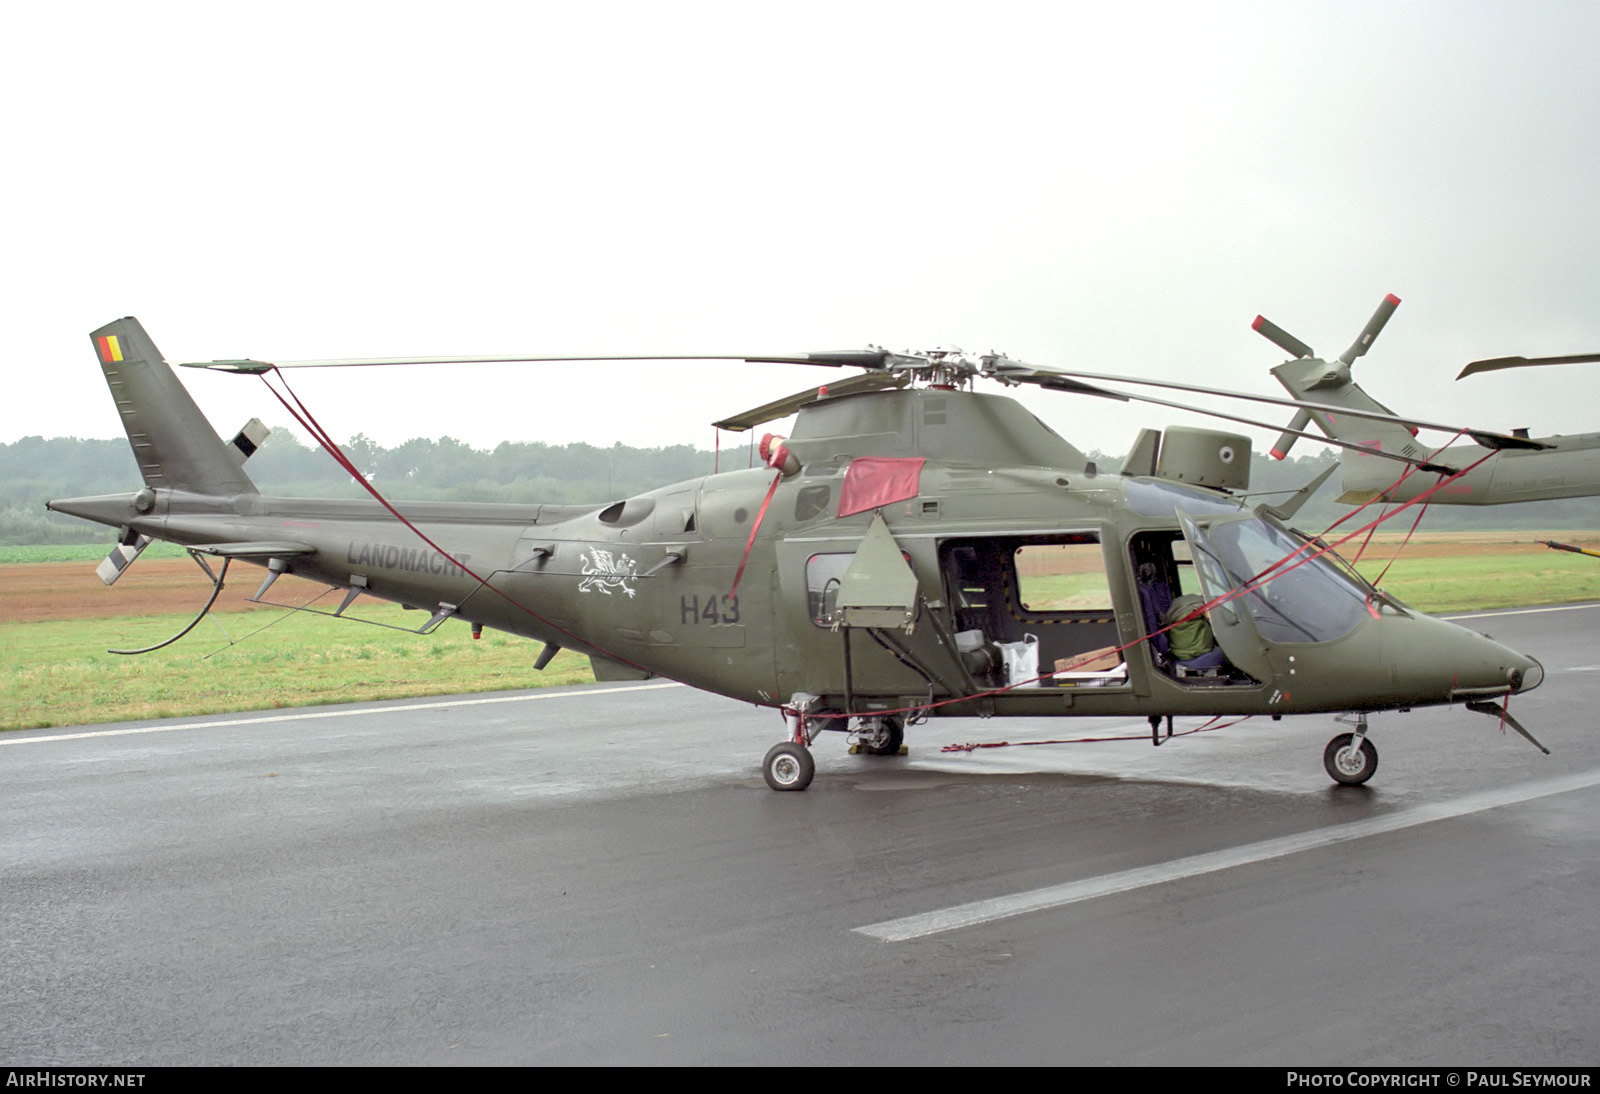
578,547,639,598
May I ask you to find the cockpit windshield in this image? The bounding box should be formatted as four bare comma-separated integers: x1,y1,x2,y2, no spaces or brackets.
1187,515,1374,643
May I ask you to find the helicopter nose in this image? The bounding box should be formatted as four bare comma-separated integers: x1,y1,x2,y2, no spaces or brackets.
1380,614,1542,705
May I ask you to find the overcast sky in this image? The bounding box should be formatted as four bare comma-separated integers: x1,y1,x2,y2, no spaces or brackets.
6,1,1599,466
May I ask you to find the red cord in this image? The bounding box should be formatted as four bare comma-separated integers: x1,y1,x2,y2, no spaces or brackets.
729,471,782,599
257,369,664,677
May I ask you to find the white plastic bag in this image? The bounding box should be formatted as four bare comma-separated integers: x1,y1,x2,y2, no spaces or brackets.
998,634,1040,688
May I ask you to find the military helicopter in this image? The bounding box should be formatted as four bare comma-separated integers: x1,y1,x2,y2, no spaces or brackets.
48,314,1551,793
1208,293,1600,509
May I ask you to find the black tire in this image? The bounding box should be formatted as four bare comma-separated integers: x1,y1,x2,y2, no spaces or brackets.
1323,732,1378,786
763,741,815,791
861,716,905,757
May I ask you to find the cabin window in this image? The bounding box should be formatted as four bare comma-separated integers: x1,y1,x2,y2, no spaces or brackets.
794,484,831,523
805,553,852,626
1013,543,1112,612
804,548,914,627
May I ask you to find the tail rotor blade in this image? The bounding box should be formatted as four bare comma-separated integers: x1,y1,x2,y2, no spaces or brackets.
96,534,152,586
1339,293,1401,365
1270,409,1314,460
1252,315,1315,359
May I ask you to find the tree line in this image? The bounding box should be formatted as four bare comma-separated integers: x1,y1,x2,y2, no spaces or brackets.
4,430,1598,546
1,429,735,545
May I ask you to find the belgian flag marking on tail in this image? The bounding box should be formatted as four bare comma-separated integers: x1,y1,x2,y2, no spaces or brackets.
96,334,124,363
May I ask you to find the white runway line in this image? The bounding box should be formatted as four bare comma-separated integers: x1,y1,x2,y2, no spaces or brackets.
0,681,683,747
1442,603,1600,621
855,768,1600,942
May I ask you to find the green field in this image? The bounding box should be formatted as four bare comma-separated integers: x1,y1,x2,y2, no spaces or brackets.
1351,552,1600,612
0,543,188,564
1,604,593,731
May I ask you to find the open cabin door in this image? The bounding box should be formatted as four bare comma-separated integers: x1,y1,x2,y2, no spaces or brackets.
937,530,1127,692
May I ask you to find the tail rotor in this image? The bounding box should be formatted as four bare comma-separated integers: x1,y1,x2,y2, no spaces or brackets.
1262,294,1401,461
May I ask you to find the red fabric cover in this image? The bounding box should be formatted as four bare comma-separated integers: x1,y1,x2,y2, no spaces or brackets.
837,457,926,517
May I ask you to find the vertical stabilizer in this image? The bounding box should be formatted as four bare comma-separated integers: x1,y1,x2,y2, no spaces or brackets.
91,317,258,495
1270,357,1434,466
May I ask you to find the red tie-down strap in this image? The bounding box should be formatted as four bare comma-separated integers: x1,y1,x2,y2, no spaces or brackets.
728,433,803,598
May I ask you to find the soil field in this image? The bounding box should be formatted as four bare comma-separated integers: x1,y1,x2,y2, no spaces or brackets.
1324,529,1600,560
0,558,340,623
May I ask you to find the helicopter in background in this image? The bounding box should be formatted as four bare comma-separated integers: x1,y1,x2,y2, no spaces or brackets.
48,312,1551,792
1237,294,1600,509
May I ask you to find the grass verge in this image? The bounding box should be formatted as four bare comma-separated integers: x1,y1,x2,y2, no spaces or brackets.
1350,551,1600,612
0,543,187,564
1,603,592,731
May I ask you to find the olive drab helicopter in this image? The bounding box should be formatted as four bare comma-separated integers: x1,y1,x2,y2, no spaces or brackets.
48,307,1553,793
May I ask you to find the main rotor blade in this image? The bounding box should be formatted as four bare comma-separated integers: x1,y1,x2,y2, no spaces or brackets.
1457,353,1600,380
1271,408,1315,461
983,361,1129,401
180,350,895,373
712,371,910,432
1001,364,1550,451
1031,379,1461,472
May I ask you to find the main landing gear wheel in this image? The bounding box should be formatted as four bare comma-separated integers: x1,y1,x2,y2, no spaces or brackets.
763,741,815,791
1324,732,1378,786
859,715,905,757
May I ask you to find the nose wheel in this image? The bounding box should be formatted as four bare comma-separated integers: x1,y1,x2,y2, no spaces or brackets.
1324,731,1378,786
763,741,816,791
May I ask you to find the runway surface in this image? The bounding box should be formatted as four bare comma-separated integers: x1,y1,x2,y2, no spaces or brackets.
2,605,1597,1065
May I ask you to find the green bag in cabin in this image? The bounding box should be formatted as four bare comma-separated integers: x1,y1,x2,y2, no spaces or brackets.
1162,594,1215,661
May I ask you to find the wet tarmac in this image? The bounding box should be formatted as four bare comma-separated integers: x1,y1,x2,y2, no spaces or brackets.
2,605,1596,1064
